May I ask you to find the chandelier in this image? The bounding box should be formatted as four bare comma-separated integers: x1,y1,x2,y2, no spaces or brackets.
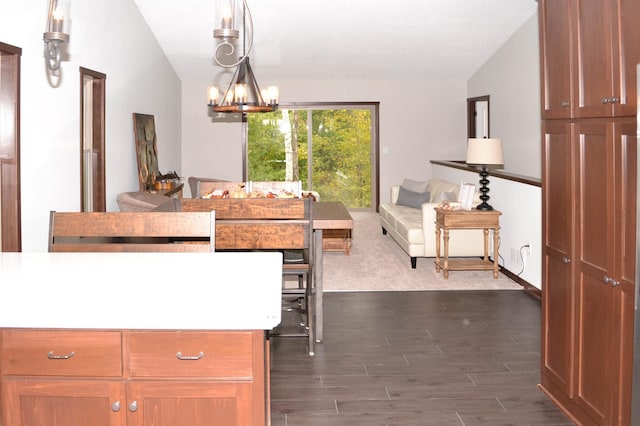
207,0,279,114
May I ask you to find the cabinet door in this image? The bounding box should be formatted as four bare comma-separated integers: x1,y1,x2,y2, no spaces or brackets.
126,381,260,426
541,120,575,394
576,0,640,118
1,379,126,426
610,119,636,424
574,120,618,424
612,0,640,117
574,0,616,118
539,0,575,119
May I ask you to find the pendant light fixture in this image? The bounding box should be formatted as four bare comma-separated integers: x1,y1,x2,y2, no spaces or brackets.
207,0,279,114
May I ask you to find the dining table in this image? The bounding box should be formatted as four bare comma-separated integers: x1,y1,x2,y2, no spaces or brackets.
312,201,354,342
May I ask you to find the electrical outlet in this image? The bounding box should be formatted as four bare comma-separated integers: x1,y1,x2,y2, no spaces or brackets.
523,244,532,256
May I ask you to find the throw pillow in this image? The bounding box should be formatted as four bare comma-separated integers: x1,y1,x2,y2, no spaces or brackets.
401,178,429,193
438,191,458,202
396,186,431,209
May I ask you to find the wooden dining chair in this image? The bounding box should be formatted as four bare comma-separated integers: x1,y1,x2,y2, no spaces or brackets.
180,197,315,355
48,211,216,253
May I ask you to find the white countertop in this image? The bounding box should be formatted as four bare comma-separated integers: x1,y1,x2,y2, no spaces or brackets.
0,252,282,330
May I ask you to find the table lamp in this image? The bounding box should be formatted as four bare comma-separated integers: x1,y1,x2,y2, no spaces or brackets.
465,138,504,211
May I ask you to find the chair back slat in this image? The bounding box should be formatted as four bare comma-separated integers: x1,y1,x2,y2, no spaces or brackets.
49,211,215,252
178,198,312,251
180,198,308,220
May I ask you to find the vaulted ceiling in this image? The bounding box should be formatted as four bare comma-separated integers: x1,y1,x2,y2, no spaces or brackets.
134,0,538,83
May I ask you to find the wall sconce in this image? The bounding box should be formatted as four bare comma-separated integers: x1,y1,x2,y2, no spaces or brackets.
43,0,70,71
466,138,504,211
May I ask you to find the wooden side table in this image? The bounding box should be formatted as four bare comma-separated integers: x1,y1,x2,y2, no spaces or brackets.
434,207,501,279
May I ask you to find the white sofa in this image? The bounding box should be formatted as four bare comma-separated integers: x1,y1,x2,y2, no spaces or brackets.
379,178,486,268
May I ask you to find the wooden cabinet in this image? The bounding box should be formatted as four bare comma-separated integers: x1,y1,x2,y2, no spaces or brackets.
539,0,640,119
540,118,636,425
539,0,639,423
1,329,268,426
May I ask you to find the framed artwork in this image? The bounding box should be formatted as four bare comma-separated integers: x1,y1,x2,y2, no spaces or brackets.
133,113,159,191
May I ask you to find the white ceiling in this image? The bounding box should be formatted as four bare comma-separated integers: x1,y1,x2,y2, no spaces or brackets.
133,0,538,83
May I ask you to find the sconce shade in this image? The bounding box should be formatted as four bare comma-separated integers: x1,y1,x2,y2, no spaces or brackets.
466,138,504,166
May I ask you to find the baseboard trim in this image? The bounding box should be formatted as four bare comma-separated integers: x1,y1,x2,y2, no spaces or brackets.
500,267,541,301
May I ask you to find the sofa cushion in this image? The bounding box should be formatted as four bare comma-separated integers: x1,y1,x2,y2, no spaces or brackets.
401,178,429,193
395,213,425,244
427,178,461,203
438,191,458,202
396,186,431,209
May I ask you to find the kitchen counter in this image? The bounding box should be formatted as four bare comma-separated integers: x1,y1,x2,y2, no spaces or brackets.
0,251,282,330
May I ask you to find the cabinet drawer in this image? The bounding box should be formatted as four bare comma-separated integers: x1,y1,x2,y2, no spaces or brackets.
126,331,254,379
1,330,122,377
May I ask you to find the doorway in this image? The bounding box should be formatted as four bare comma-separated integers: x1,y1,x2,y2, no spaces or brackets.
0,42,22,252
80,67,106,212
467,95,490,138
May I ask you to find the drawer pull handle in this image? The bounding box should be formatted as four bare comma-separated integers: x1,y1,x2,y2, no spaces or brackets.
176,351,204,361
47,351,75,360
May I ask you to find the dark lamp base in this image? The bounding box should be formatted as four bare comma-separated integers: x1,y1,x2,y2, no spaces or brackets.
476,165,494,211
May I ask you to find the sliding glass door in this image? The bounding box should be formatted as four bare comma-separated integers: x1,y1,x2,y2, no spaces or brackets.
246,102,379,210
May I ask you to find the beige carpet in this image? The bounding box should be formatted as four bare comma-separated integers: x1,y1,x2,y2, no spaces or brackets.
322,211,522,292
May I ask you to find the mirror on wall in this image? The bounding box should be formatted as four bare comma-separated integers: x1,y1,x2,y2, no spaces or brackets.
80,67,106,212
467,95,490,139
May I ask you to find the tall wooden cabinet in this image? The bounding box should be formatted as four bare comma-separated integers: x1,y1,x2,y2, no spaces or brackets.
539,0,639,424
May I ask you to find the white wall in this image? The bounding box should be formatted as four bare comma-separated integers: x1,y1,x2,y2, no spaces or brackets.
1,2,541,252
431,164,542,289
467,13,541,179
181,78,468,203
0,0,181,252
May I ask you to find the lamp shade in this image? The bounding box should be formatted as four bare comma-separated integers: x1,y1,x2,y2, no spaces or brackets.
466,138,504,165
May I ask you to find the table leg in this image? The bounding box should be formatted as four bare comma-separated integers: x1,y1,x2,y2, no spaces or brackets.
493,227,500,279
435,225,441,272
443,228,450,279
483,228,489,261
313,229,324,342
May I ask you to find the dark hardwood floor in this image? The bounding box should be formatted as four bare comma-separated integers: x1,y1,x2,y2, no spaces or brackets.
270,290,573,425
